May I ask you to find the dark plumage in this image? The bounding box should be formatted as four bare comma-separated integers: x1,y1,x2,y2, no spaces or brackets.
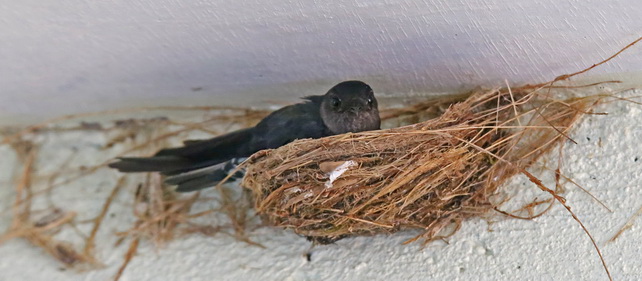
109,80,381,192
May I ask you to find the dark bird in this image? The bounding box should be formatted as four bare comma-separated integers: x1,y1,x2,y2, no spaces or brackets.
108,80,381,192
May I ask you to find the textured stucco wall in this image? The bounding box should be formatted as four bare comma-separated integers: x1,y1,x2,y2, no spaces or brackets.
0,0,640,125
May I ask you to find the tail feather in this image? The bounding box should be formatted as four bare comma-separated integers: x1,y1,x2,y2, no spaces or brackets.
108,156,231,175
165,158,246,192
107,156,193,173
108,127,255,176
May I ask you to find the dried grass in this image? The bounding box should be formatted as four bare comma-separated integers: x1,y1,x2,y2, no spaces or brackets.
0,110,270,277
0,140,101,268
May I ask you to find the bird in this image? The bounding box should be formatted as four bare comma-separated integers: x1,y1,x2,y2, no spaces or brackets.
108,80,381,192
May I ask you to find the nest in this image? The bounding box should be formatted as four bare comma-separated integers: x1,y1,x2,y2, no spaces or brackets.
243,85,599,243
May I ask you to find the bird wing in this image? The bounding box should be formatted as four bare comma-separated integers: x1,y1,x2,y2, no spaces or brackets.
251,101,328,149
108,128,255,175
165,115,329,192
109,98,330,191
165,103,330,192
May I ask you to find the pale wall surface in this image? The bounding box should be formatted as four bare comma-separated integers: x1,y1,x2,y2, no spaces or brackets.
0,0,641,125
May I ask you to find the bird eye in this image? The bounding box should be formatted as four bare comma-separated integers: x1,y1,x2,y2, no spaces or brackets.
331,97,341,108
367,98,373,106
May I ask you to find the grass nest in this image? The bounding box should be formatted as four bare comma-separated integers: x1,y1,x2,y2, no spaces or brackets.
242,84,600,244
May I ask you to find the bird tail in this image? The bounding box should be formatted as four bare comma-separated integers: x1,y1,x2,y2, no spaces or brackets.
108,156,196,173
107,155,232,175
164,157,246,192
108,128,254,175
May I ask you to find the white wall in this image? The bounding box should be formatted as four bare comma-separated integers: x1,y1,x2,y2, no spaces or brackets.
0,0,640,125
